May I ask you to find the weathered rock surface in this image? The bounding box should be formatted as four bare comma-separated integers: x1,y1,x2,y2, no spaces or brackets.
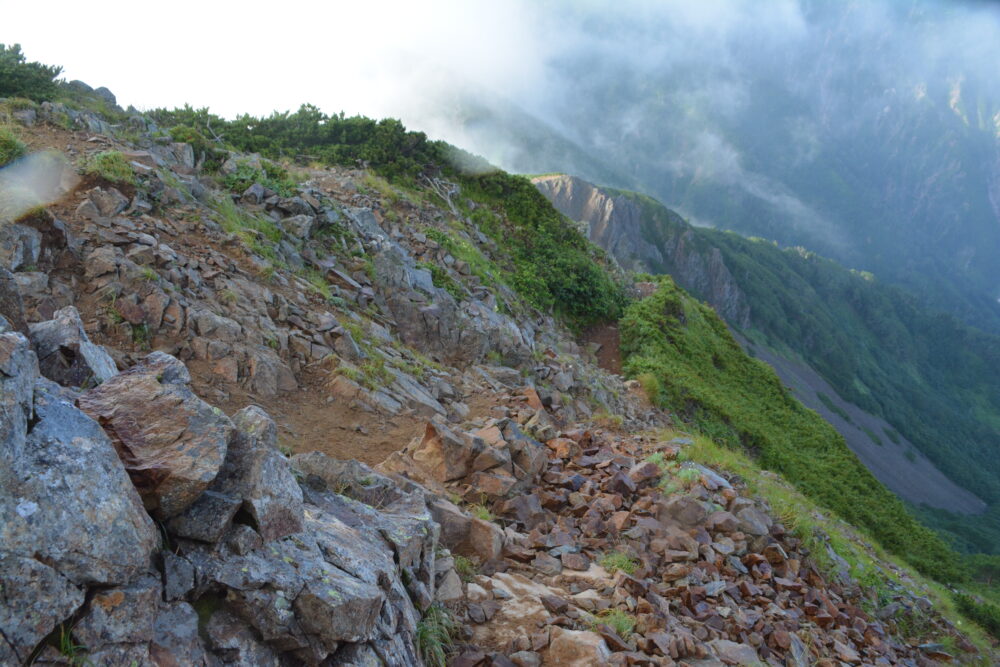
194,405,304,542
0,267,28,334
77,351,233,517
2,378,159,585
29,305,118,387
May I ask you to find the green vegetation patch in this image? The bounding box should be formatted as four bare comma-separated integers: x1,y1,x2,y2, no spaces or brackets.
599,551,638,575
459,171,626,327
0,44,62,102
222,158,297,197
0,125,26,167
81,150,135,185
620,277,962,581
416,603,459,667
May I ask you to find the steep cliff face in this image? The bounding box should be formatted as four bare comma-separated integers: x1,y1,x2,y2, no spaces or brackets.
533,174,751,328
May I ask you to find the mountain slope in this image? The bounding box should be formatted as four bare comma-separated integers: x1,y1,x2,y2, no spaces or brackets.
419,1,1000,333
535,173,1000,553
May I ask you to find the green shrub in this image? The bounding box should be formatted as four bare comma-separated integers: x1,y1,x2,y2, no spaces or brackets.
168,124,225,172
468,504,494,522
0,126,26,167
81,151,135,185
459,171,626,327
222,158,296,197
418,261,463,300
955,593,1000,639
0,44,62,101
453,555,477,581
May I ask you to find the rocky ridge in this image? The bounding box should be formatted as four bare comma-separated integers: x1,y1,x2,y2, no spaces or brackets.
0,98,983,665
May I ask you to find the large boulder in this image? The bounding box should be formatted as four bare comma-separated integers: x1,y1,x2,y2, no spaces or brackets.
0,326,156,664
1,378,159,585
183,405,304,542
29,305,118,387
77,352,233,518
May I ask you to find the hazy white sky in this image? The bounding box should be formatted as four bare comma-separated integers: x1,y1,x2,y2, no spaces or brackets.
3,0,552,119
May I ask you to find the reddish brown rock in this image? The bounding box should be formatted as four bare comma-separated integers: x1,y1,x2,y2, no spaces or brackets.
77,352,233,518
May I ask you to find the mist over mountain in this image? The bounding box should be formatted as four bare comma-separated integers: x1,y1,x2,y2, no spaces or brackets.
382,0,1000,330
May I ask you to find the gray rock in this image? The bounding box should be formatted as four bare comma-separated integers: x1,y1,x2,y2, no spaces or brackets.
331,642,383,666
0,267,27,334
279,214,317,239
333,329,367,362
435,569,463,602
0,326,35,457
12,107,36,126
735,506,772,536
29,305,118,387
163,552,196,601
151,602,207,665
1,377,158,586
206,609,284,665
166,489,241,542
246,347,298,396
93,86,118,107
89,187,129,217
0,554,84,665
77,352,233,518
241,182,267,205
75,574,161,647
276,196,314,217
709,639,759,665
659,495,709,528
83,245,120,278
13,270,48,300
293,565,384,646
212,405,304,542
0,223,41,271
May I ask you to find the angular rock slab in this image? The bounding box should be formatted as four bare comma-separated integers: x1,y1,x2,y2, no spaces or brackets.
215,405,304,542
75,574,161,647
30,305,118,387
0,326,35,455
0,267,28,335
406,419,485,483
77,351,233,518
0,554,84,665
1,378,158,586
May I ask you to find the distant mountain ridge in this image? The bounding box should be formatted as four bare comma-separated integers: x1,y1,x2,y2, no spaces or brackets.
423,1,1000,333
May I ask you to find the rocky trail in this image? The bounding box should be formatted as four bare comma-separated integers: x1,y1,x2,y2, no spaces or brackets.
0,99,984,665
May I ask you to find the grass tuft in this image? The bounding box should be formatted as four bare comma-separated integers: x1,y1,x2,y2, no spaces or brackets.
416,603,459,667
599,551,638,575
81,150,135,185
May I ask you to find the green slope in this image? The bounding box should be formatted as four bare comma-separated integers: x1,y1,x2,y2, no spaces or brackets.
621,277,962,581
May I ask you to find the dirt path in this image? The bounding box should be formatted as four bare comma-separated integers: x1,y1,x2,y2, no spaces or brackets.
581,322,622,374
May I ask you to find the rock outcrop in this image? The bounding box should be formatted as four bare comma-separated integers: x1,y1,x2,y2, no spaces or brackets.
534,174,751,329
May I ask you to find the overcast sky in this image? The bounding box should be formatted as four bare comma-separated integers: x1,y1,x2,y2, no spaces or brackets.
6,0,1000,158
3,0,555,119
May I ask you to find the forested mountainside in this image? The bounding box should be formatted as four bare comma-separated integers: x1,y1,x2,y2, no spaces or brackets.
415,1,1000,334
4,44,1000,664
536,173,1000,557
